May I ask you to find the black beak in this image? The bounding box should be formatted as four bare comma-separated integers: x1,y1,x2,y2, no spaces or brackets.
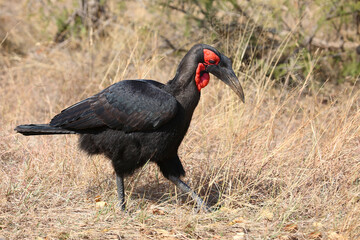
206,58,245,103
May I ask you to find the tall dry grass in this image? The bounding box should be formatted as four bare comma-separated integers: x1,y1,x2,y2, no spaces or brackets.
1,1,360,239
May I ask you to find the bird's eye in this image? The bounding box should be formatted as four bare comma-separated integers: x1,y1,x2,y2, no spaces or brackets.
203,49,220,65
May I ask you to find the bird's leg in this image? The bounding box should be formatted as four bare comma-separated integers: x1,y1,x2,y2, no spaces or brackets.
168,175,210,212
116,173,126,210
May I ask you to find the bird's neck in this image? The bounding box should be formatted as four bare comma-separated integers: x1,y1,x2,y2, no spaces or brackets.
166,71,200,113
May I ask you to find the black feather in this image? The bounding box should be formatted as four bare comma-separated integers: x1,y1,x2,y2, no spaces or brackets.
15,124,76,135
49,80,178,133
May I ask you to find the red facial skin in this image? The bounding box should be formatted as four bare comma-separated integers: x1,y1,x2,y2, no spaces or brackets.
195,49,220,91
203,49,220,65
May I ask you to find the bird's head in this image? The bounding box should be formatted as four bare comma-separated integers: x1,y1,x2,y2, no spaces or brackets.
189,44,245,103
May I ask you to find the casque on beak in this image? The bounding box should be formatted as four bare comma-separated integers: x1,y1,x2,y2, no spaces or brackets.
206,55,245,103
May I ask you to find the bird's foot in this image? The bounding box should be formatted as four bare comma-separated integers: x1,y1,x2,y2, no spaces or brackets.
117,201,126,211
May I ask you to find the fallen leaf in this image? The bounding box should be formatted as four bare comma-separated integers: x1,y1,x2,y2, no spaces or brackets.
260,209,274,221
155,229,171,235
0,196,7,207
283,223,298,233
94,195,102,202
233,232,245,240
229,217,246,225
308,231,322,239
312,222,323,229
152,208,166,215
95,201,107,209
211,235,223,239
328,231,348,240
140,228,155,236
275,235,297,240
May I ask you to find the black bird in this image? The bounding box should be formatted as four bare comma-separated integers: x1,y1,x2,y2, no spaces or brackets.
15,44,244,211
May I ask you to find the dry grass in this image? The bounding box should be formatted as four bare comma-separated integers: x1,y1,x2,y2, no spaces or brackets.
1,1,360,239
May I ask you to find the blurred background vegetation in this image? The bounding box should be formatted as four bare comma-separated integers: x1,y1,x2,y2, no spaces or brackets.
1,0,359,86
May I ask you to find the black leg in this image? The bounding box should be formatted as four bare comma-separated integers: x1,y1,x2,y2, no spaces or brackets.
168,175,210,212
116,173,126,210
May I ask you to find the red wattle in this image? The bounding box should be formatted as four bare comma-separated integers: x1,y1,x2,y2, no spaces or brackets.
200,72,209,88
195,63,210,91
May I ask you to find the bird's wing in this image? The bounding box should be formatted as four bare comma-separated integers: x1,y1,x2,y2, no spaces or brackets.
50,80,178,132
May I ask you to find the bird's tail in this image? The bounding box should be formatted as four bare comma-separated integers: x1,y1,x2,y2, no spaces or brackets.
15,124,76,136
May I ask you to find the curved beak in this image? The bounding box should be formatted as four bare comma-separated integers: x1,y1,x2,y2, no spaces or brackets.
206,64,245,103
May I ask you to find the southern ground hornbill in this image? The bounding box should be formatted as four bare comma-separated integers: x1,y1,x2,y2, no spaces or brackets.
15,44,245,211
